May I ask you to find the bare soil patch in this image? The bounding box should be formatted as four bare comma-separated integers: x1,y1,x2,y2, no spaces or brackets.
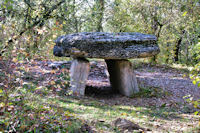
16,60,200,110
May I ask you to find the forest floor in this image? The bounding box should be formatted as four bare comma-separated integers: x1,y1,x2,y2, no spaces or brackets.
1,59,200,132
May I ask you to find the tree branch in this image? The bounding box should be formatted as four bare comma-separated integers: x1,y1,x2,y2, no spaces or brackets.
9,0,65,43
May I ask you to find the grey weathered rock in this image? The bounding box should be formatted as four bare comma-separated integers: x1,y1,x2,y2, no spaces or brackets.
48,61,71,69
113,118,146,132
54,32,159,59
106,59,139,96
70,58,90,96
54,32,160,97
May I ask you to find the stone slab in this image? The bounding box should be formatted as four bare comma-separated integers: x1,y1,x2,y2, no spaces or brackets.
69,58,90,96
106,59,139,96
54,32,159,59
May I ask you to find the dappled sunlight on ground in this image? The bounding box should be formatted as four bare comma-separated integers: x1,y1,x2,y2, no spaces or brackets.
1,60,199,132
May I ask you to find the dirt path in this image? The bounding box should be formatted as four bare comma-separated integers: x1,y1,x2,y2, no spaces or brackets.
84,61,199,107
34,60,199,108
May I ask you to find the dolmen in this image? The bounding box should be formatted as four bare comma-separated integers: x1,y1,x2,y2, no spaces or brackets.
53,32,159,97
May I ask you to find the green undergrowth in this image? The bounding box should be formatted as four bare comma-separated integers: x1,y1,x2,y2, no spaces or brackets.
0,60,199,132
1,84,199,132
0,85,83,132
131,86,171,98
131,58,191,74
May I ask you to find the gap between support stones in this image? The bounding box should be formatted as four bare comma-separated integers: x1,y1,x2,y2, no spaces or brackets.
105,59,139,97
69,57,90,96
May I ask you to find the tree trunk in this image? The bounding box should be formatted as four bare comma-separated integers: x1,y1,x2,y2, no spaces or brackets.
96,0,105,32
174,30,185,62
166,43,170,64
72,0,78,33
174,38,182,62
150,14,163,63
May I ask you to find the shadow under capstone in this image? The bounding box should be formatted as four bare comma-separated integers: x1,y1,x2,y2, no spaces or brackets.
85,85,120,98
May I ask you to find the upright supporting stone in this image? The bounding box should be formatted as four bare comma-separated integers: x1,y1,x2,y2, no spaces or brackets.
70,58,90,96
105,59,139,97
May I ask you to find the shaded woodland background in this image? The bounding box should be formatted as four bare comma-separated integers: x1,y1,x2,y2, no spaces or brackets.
0,0,199,64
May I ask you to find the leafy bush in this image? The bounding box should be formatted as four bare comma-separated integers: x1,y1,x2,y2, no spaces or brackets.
131,86,171,98
184,41,200,127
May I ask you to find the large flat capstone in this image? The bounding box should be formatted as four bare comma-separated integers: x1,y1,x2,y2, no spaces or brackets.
54,32,159,59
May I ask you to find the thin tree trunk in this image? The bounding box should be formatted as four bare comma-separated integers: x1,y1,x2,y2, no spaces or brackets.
150,12,164,63
174,38,182,62
96,0,105,32
185,33,190,64
174,30,185,62
72,0,78,33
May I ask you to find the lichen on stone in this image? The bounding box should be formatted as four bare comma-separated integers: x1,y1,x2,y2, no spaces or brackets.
54,32,160,59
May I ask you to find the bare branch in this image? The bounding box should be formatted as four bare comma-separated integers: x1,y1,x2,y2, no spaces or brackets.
9,0,66,43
